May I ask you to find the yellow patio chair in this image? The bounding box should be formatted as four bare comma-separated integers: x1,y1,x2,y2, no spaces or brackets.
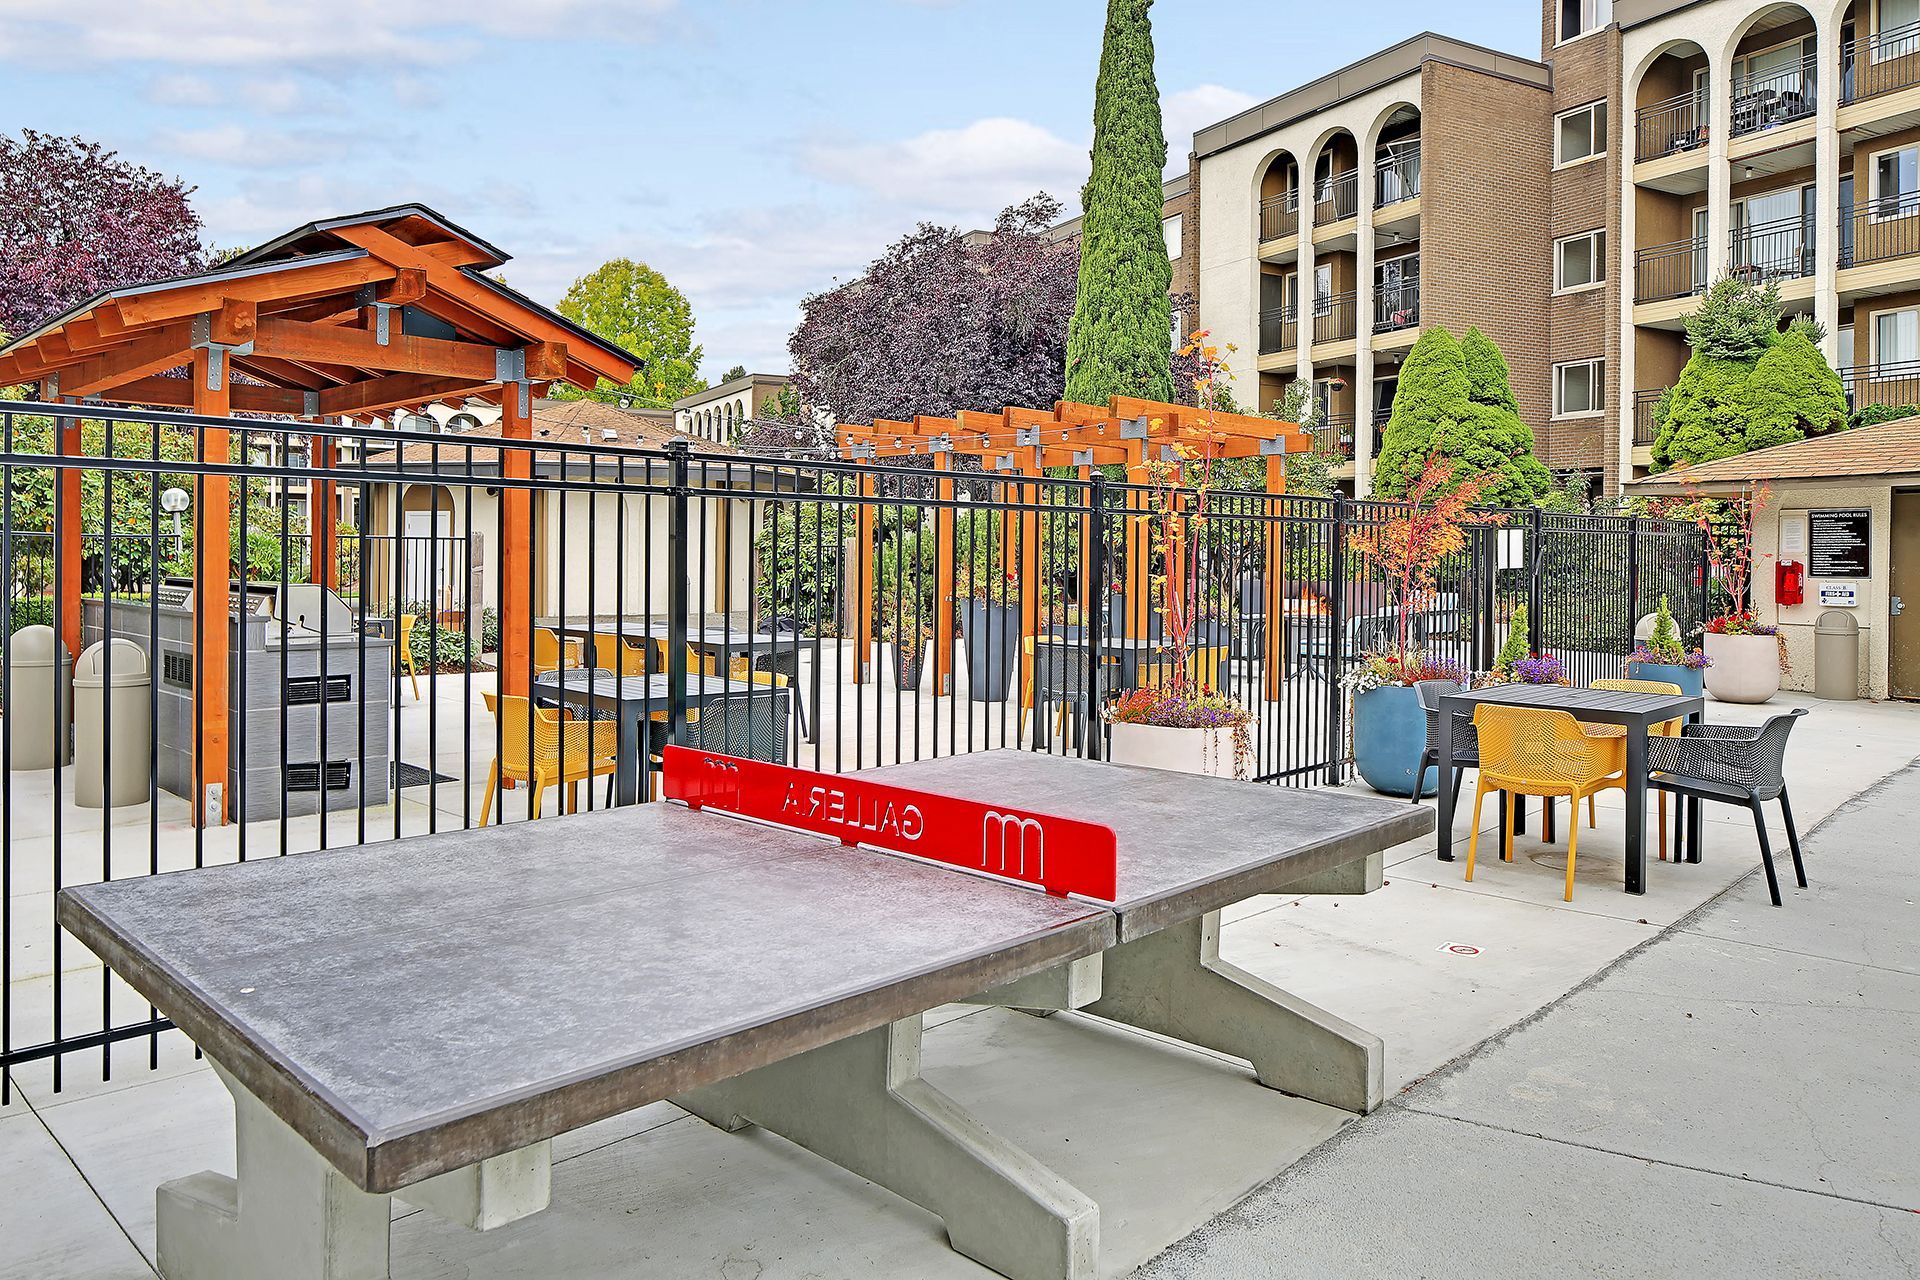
1466,704,1627,902
593,632,652,676
396,614,422,700
533,627,583,674
1588,678,1685,859
479,691,618,825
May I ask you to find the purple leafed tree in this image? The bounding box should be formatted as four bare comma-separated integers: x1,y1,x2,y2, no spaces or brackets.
789,194,1078,425
0,130,206,340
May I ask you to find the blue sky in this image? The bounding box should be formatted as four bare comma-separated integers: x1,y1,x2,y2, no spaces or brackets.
0,0,1538,378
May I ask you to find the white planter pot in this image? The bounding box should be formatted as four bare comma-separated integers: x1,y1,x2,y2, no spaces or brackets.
1703,631,1780,704
1108,721,1246,779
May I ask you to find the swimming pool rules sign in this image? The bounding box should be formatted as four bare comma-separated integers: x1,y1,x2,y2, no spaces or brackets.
662,745,1118,899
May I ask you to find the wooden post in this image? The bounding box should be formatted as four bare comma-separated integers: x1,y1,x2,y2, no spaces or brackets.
192,347,232,827
309,427,337,590
1076,464,1092,629
854,471,876,683
1264,453,1288,701
53,396,83,659
499,385,533,697
932,451,955,696
1017,465,1042,712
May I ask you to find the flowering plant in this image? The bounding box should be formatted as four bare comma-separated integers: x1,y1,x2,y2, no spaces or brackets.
1341,650,1466,695
1703,609,1790,671
1105,683,1253,779
1510,653,1567,684
1626,594,1711,670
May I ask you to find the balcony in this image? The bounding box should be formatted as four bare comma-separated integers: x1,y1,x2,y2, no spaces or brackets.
1374,143,1420,209
1841,192,1920,269
1632,389,1664,446
1636,90,1709,162
1729,56,1816,138
1312,291,1357,345
1729,215,1814,282
1634,236,1707,303
1312,414,1356,458
1260,191,1300,242
1373,276,1420,334
1315,170,1359,226
1840,359,1920,410
1842,21,1920,104
1259,305,1297,356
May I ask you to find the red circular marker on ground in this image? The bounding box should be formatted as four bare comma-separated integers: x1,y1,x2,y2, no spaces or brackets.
1447,944,1480,956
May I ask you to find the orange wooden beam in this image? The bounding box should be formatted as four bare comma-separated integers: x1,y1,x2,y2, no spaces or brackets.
499,390,534,698
255,316,504,381
99,376,307,415
53,400,82,660
62,323,195,395
112,257,398,328
191,348,232,827
318,374,478,418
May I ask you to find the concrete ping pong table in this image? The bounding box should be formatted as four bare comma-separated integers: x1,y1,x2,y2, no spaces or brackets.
58,747,1432,1280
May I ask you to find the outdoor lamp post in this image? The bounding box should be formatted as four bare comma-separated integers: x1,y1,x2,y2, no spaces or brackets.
160,487,189,559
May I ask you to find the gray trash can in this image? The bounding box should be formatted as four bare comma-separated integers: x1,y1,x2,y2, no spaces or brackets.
1814,610,1860,702
74,638,151,808
6,624,72,769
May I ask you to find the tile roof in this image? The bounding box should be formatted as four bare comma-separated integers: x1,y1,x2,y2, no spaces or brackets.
1630,418,1920,487
371,397,727,467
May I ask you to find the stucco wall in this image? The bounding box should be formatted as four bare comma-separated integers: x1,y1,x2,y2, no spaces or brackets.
1750,481,1892,699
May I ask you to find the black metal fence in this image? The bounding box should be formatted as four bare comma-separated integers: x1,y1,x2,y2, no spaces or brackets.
0,399,1707,1095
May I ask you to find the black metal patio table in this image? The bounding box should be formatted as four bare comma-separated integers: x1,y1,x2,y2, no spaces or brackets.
530,669,738,805
1434,683,1704,895
543,616,818,732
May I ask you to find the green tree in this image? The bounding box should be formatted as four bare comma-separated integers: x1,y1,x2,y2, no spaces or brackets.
1492,601,1530,675
1652,356,1753,468
1372,327,1470,498
1683,276,1780,362
1062,0,1173,406
554,258,705,407
1440,327,1552,506
720,363,747,382
1742,330,1845,445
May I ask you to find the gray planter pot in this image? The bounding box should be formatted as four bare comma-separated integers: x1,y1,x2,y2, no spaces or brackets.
961,600,1019,701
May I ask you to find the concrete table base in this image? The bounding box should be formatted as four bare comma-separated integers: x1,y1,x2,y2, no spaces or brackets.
674,1014,1098,1280
158,1063,550,1280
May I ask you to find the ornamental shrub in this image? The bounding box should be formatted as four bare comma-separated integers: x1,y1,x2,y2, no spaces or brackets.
1491,601,1529,676
1373,327,1469,497
1652,355,1755,468
1683,276,1780,362
1377,326,1550,506
1848,402,1920,431
1742,330,1845,443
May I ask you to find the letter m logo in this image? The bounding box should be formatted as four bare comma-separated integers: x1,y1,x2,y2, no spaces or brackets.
981,811,1045,882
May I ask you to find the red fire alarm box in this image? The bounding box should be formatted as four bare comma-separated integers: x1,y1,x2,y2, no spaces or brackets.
1776,559,1805,606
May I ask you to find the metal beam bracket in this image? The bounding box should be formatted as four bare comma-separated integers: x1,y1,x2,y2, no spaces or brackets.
494,349,526,384
1120,416,1151,440
1016,426,1042,448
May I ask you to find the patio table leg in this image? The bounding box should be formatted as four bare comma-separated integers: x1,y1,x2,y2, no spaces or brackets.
1082,909,1383,1114
673,1015,1097,1280
614,703,643,805
159,1061,390,1280
1625,726,1649,894
1435,700,1457,861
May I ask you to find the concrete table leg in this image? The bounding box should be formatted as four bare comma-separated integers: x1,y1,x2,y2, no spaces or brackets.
400,1140,552,1230
1083,910,1384,1115
158,1062,390,1280
674,1016,1098,1280
965,954,1105,1015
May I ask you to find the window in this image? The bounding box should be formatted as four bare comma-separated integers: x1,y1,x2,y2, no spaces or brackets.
1878,0,1920,59
1553,359,1606,417
1874,146,1919,218
1313,263,1333,316
1559,0,1611,41
1163,213,1183,260
1554,230,1606,291
1874,308,1919,370
1555,102,1608,166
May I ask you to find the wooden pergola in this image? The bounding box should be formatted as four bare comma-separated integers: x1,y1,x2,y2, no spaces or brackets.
0,204,640,823
836,395,1311,699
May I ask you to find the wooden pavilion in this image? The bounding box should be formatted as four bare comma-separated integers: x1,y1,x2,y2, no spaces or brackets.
836,396,1310,699
0,205,640,823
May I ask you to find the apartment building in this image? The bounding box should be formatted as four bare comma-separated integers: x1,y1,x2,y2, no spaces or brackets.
673,371,793,445
1189,0,1920,494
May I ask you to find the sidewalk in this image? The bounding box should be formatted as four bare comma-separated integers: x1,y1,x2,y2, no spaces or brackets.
1140,758,1920,1279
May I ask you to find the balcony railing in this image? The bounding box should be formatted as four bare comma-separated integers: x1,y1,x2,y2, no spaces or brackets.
1730,54,1817,137
1374,277,1420,333
1839,359,1920,409
1729,214,1814,281
1312,415,1356,458
1260,191,1300,242
1371,405,1393,430
1842,21,1920,103
1636,89,1709,161
1313,291,1357,344
1374,143,1421,208
1315,169,1359,225
1632,389,1664,446
1258,305,1298,355
1634,235,1709,303
1841,191,1920,268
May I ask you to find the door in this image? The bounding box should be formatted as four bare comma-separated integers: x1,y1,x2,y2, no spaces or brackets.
402,509,455,611
1892,491,1920,699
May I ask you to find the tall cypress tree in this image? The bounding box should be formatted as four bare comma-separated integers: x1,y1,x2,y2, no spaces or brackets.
1063,0,1173,406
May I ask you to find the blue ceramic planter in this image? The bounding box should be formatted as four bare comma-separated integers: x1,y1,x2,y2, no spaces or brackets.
1626,660,1704,698
1353,684,1435,798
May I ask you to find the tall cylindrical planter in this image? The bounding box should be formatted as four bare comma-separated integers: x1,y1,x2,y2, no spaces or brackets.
1626,660,1705,698
1702,632,1779,704
961,600,1019,702
1352,684,1434,798
885,642,927,692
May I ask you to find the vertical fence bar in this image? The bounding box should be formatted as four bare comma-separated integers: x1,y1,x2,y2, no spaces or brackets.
666,440,691,744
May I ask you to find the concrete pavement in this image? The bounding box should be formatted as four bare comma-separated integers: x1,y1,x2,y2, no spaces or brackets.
1138,759,1920,1279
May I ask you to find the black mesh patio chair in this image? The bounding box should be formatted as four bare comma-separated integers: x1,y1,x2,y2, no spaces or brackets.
1415,679,1479,807
1647,708,1808,907
753,647,811,741
1021,637,1109,748
685,686,792,766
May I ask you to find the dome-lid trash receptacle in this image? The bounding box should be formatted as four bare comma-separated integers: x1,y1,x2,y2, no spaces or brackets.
6,624,72,769
74,638,150,808
1814,609,1860,702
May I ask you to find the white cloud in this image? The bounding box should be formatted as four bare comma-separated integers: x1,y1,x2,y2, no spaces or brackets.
144,73,220,107
1160,84,1260,165
0,0,677,69
803,116,1084,217
154,125,359,170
